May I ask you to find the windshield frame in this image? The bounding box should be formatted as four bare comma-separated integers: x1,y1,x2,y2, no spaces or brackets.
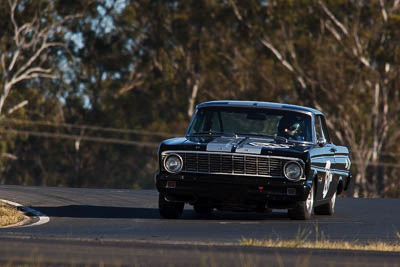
185,106,315,144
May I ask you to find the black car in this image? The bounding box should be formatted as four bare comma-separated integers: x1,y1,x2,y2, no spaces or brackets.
155,101,351,220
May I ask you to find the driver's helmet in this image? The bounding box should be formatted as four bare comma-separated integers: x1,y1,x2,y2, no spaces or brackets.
277,115,302,140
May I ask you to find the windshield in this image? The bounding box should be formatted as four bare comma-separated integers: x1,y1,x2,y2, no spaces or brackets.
187,107,312,142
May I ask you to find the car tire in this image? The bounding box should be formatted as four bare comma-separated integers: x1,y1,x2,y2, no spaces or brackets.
288,184,314,220
159,193,184,219
314,191,337,216
193,205,213,215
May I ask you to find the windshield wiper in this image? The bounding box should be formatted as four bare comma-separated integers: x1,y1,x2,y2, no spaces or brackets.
236,133,275,139
188,131,237,137
274,136,288,143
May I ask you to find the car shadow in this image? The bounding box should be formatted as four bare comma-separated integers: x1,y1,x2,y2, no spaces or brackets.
28,205,291,221
29,205,160,219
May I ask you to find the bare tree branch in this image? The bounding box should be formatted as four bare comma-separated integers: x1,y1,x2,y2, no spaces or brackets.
324,21,342,41
319,0,372,69
260,39,307,90
229,0,243,22
8,0,19,41
0,0,81,115
7,50,20,72
118,74,144,96
187,78,200,118
0,54,6,74
318,0,349,36
380,0,388,22
7,100,28,115
13,42,64,79
2,153,18,160
10,67,55,87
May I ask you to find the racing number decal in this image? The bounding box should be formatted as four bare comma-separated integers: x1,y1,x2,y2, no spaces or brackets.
322,160,333,198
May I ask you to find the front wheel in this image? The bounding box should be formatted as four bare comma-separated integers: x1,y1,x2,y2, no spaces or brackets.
159,193,184,219
314,191,337,215
288,184,314,220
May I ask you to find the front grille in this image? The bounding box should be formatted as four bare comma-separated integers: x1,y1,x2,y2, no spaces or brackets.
163,151,293,178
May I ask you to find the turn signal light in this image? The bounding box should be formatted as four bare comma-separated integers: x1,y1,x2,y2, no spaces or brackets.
166,181,176,188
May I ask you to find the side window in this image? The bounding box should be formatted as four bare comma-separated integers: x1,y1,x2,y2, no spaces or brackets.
320,116,332,144
315,116,323,141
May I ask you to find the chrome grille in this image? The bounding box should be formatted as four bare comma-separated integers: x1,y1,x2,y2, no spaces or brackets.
198,153,209,172
258,157,269,175
186,153,198,172
210,154,221,172
221,154,233,173
163,151,294,177
270,158,282,176
233,155,244,174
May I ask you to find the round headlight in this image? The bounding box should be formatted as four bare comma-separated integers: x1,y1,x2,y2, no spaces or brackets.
284,161,303,181
164,154,183,174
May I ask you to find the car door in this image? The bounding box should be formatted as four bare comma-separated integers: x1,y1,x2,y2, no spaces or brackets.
312,115,336,202
323,117,351,190
320,116,341,199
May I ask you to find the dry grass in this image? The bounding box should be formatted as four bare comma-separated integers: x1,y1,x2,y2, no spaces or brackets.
241,226,400,253
241,238,400,252
0,202,25,227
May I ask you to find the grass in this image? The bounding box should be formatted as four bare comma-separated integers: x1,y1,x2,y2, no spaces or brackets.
0,202,25,227
241,225,400,253
241,238,400,252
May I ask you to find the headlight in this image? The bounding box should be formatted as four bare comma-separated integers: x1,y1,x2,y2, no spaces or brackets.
163,154,183,174
284,161,303,181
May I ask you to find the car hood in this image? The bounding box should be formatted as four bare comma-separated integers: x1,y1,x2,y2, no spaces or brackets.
159,136,312,160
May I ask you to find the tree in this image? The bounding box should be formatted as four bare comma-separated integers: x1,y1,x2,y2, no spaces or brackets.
230,0,400,196
0,0,81,116
1,0,399,196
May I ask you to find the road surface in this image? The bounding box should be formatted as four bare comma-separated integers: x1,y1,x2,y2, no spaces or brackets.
0,185,399,266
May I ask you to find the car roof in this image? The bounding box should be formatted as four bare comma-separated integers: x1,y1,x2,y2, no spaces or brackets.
196,100,323,116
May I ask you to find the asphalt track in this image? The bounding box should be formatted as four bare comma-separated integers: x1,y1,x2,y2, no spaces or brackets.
0,185,399,266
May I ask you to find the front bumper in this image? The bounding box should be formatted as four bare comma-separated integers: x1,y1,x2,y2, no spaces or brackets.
155,172,312,210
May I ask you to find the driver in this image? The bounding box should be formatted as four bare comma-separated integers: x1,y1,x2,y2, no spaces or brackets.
277,115,304,141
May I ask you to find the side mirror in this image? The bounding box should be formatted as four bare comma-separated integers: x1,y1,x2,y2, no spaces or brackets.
317,137,326,147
